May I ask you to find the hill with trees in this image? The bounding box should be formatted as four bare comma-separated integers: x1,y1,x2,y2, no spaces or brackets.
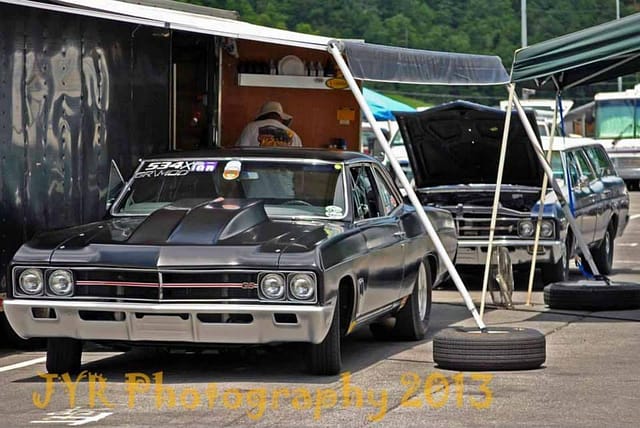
179,0,640,106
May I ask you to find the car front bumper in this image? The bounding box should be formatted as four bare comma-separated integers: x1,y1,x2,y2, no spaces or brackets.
3,299,336,345
455,239,564,265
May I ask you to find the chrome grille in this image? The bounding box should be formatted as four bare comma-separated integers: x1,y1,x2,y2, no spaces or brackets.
455,215,521,238
73,269,259,302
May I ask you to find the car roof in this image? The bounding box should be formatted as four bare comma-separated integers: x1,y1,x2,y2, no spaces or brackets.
144,148,375,163
540,136,604,151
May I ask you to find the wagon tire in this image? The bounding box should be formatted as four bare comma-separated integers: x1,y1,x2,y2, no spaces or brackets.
590,225,615,275
393,261,432,340
307,297,341,375
433,327,545,371
46,338,82,374
541,238,571,286
544,281,640,311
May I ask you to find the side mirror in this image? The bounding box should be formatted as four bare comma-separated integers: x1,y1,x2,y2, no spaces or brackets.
106,160,125,212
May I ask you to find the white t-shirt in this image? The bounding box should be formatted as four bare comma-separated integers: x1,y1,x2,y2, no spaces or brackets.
236,118,302,147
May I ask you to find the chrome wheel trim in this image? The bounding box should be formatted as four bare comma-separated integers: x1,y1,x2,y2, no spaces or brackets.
417,263,428,320
604,230,612,264
562,243,569,279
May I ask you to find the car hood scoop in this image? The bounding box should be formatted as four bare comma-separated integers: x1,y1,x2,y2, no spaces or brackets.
127,198,268,245
394,100,544,188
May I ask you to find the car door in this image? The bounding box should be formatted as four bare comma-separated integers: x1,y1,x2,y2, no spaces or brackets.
585,145,625,241
569,149,599,244
349,163,406,316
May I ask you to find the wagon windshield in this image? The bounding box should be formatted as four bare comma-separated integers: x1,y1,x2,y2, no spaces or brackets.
113,159,347,219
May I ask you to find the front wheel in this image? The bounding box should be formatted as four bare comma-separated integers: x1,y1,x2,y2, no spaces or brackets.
307,296,341,375
541,238,570,285
46,338,82,374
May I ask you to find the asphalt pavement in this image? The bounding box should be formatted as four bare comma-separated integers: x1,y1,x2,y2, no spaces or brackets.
0,194,638,427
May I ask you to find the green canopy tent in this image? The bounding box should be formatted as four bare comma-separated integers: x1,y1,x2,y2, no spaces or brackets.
511,12,640,89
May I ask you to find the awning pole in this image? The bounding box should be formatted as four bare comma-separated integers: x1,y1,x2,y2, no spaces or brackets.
512,95,600,275
328,41,487,331
479,83,516,318
525,93,560,305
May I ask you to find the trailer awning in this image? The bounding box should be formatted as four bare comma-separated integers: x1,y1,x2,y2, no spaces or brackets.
341,41,510,86
511,12,640,89
3,0,333,50
5,1,510,85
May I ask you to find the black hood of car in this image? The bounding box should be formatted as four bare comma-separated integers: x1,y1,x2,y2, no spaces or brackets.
15,199,343,268
394,100,544,188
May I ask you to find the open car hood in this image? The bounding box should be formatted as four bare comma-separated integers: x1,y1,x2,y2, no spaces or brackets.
394,101,544,188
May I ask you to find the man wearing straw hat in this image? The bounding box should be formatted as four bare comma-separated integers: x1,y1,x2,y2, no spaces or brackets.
236,101,302,147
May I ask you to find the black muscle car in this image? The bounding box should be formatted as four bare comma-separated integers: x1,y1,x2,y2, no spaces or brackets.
4,148,457,375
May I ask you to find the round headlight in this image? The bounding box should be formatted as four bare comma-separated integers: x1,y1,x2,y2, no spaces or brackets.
48,270,74,296
518,220,534,237
540,220,554,238
19,269,44,295
260,273,285,300
289,273,315,300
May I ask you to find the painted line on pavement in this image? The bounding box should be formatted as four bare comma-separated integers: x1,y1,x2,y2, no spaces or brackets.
630,214,640,220
0,356,46,373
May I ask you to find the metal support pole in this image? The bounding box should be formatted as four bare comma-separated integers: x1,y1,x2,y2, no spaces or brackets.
512,95,601,276
479,83,516,318
327,41,487,331
521,0,527,48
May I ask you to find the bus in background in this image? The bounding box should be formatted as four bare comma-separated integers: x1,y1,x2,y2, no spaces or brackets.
594,84,640,190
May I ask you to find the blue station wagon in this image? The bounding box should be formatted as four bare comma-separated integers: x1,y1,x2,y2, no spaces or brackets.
394,101,629,285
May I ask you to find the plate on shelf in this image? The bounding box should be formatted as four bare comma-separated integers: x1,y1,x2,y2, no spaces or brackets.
278,55,305,76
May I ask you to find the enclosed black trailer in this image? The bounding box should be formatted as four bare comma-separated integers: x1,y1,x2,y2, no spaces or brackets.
0,0,362,319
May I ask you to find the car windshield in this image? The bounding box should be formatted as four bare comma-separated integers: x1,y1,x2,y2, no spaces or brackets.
113,159,347,219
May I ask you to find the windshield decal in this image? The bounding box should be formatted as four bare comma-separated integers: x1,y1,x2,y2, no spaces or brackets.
223,160,242,180
134,160,218,178
325,205,343,218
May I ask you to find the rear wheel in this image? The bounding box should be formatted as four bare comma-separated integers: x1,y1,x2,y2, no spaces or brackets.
307,296,341,375
46,338,82,374
591,225,614,275
393,261,432,340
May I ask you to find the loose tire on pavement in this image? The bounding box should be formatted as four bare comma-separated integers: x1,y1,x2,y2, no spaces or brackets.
307,296,341,375
544,281,640,311
46,338,83,374
433,327,545,371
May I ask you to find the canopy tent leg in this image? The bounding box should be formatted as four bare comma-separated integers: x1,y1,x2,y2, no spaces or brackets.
479,83,516,318
327,41,487,331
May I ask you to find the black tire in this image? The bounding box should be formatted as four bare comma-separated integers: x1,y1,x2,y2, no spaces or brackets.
544,281,640,311
307,296,341,375
541,238,570,285
433,327,546,371
46,338,83,374
590,225,614,275
393,261,432,340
